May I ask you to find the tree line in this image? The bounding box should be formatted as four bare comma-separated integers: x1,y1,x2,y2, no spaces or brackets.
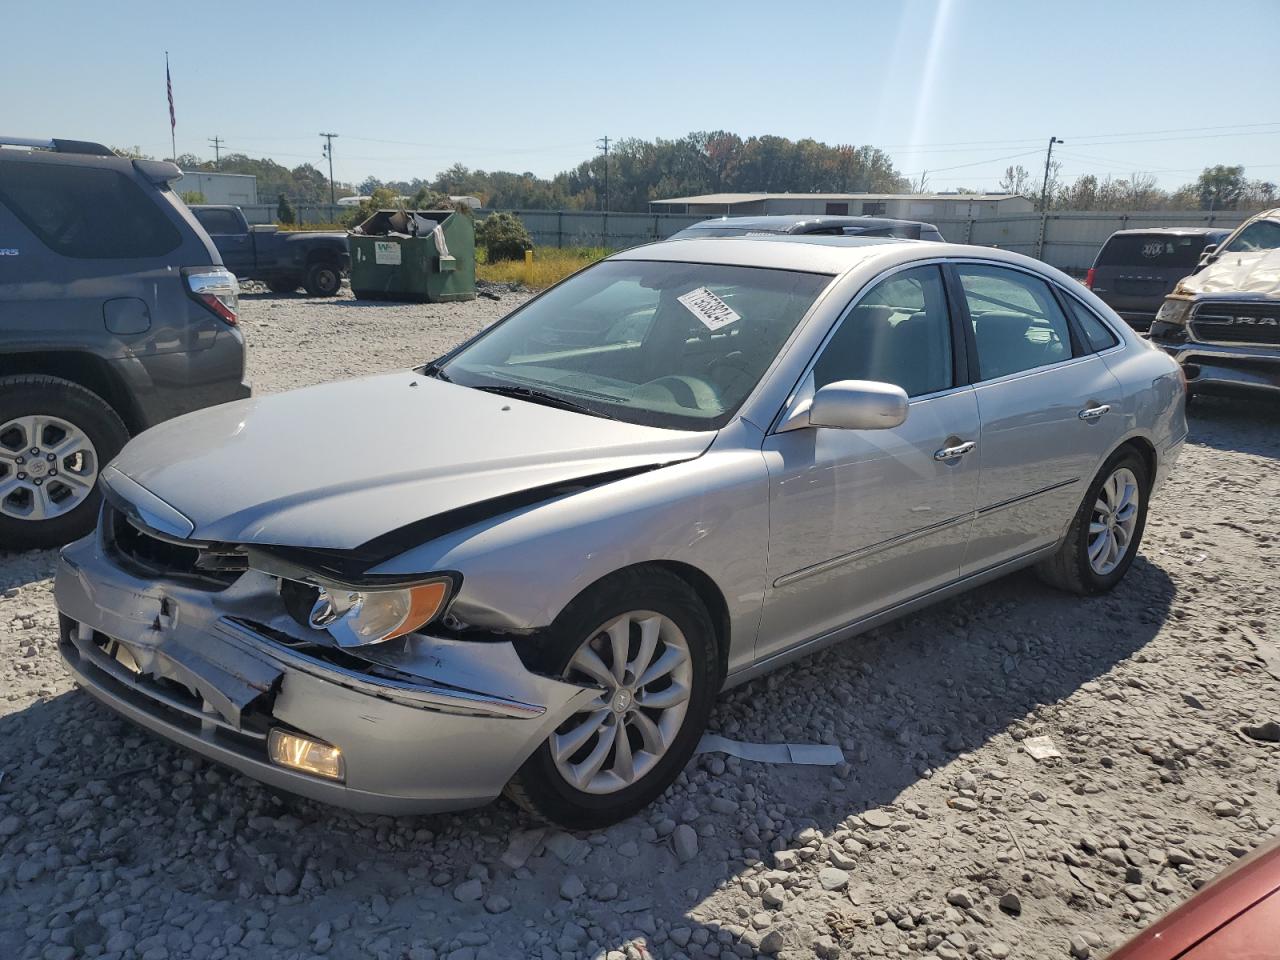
116,135,1277,214
996,162,1276,212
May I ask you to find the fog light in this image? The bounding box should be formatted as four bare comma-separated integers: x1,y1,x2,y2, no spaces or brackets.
268,729,345,781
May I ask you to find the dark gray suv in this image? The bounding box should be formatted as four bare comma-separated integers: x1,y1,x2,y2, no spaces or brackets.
0,137,250,550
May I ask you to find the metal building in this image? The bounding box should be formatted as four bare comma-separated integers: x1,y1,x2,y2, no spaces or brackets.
648,192,1034,219
172,171,259,205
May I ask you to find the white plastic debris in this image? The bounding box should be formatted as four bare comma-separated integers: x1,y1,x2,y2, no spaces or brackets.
696,734,844,766
500,828,546,869
1023,735,1062,761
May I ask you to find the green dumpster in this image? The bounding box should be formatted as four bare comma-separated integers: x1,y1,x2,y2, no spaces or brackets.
349,209,476,302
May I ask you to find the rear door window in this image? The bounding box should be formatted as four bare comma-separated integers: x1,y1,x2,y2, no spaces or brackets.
193,208,242,235
1063,296,1120,352
957,265,1073,380
0,160,181,259
1096,234,1210,269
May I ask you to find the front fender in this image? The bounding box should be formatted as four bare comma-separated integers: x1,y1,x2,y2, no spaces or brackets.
369,422,771,676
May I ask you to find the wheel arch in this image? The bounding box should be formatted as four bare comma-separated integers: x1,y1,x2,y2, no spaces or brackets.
648,559,731,687
0,352,143,433
536,559,732,688
1110,433,1158,488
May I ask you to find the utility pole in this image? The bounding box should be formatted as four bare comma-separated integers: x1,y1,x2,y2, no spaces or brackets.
207,137,224,169
597,136,610,212
319,132,339,207
1040,136,1063,212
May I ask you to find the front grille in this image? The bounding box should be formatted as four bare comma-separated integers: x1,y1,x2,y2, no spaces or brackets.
103,502,247,589
1191,302,1280,346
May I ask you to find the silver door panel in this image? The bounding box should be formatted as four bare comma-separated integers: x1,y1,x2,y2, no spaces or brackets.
758,387,980,661
963,356,1124,574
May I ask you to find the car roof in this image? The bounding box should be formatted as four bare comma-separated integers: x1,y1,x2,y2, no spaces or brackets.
1108,227,1231,237
612,234,1034,277
683,214,934,232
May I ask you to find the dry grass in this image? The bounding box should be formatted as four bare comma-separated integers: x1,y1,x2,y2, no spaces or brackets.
477,247,609,289
276,222,347,232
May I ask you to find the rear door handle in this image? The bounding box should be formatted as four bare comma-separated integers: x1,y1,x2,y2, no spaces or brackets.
1078,404,1111,421
934,440,976,461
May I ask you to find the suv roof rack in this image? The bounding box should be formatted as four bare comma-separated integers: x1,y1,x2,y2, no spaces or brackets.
0,136,115,156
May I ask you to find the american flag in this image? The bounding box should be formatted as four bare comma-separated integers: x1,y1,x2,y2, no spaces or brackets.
166,54,175,133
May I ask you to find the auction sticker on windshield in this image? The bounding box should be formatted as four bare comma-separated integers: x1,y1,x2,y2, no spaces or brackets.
678,287,741,331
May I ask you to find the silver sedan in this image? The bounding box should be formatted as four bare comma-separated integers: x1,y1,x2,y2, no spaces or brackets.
54,237,1187,827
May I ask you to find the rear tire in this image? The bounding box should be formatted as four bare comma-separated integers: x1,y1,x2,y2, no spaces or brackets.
504,566,718,829
304,261,342,297
0,376,129,551
1035,447,1150,595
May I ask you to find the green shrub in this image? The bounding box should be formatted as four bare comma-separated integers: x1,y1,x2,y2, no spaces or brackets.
180,190,206,204
276,194,296,224
410,187,454,210
340,187,401,228
477,212,532,262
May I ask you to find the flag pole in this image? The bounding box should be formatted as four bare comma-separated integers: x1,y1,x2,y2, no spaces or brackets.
166,51,176,161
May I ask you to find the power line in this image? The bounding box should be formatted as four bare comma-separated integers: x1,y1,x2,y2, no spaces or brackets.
898,148,1043,178
207,137,224,169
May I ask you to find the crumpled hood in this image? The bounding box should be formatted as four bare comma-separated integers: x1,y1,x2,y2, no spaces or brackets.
109,371,714,550
1180,248,1280,297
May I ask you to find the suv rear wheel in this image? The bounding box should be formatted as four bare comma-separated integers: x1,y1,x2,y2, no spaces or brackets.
0,375,128,551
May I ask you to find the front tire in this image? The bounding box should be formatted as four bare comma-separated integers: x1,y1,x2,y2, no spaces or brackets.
0,376,129,551
304,261,342,297
504,567,718,829
1036,448,1150,595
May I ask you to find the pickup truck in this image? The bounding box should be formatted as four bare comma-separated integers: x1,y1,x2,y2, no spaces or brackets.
189,205,349,296
1150,206,1280,401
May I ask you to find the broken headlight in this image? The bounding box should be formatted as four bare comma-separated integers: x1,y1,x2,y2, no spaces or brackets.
1155,297,1192,326
281,576,454,648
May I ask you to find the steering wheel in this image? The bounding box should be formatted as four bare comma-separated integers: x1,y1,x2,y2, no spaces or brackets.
632,375,722,412
705,350,754,396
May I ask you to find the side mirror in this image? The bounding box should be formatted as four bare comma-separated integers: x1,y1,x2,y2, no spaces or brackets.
1193,243,1219,274
791,379,908,431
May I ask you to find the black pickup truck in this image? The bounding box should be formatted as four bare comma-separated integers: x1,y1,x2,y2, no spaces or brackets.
190,205,349,296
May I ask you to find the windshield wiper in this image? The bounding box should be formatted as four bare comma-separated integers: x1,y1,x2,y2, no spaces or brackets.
420,360,452,383
473,384,616,419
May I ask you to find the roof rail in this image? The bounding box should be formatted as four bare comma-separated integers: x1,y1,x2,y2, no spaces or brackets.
0,136,115,156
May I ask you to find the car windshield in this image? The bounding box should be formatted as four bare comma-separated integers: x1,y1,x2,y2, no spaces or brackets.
439,259,831,430
1223,218,1280,254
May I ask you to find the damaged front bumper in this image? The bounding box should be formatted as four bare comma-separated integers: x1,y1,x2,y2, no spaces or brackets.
54,533,594,814
1154,339,1280,395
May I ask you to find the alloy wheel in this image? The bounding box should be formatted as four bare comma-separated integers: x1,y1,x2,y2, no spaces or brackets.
0,415,99,522
1089,466,1140,576
552,611,693,795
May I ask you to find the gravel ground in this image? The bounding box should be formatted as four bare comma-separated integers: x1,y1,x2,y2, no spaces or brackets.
1,289,1278,960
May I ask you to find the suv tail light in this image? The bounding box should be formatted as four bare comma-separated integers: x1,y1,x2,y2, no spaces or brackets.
1084,268,1096,289
183,267,239,326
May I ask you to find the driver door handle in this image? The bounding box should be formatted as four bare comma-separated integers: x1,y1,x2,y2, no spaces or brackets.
1078,404,1111,421
934,440,977,461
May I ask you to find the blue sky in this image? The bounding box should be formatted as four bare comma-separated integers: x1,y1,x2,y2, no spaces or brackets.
4,0,1278,191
